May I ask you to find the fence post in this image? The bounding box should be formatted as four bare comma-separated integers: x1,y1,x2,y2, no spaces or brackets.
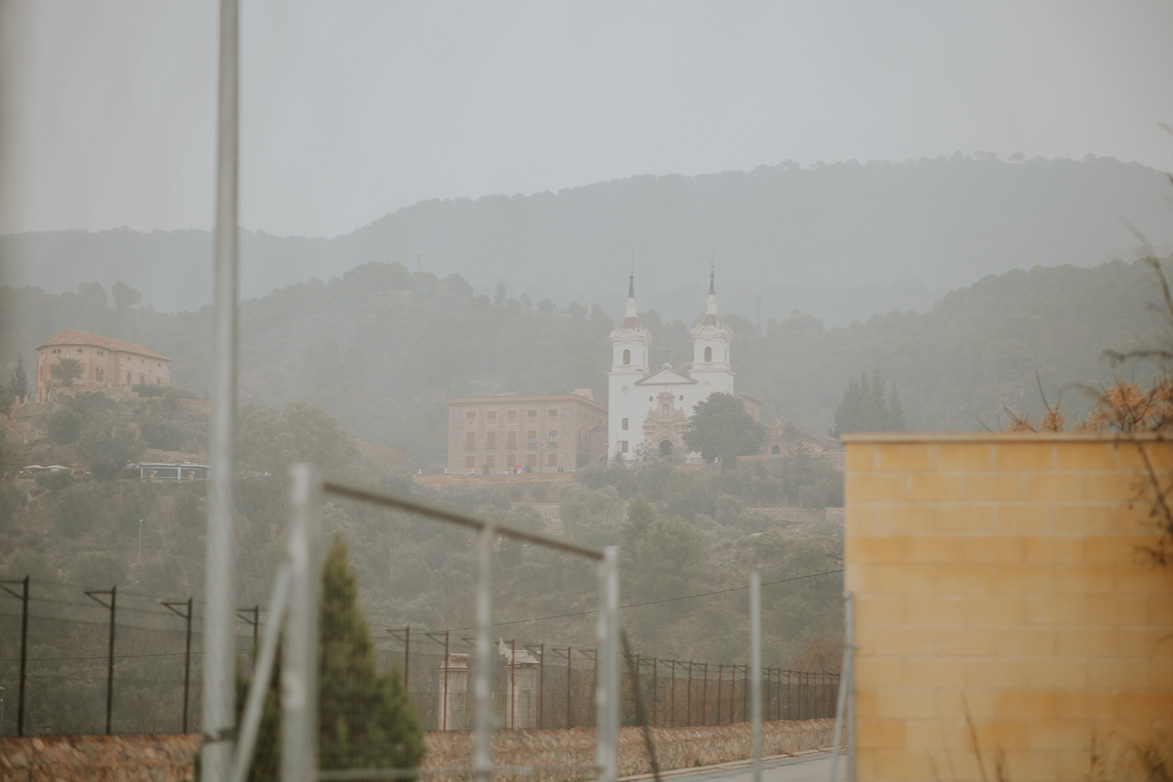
85,587,117,735
444,631,450,730
668,660,675,727
716,664,722,725
162,598,194,733
204,0,241,777
404,626,411,694
750,570,761,782
702,663,708,725
283,463,320,782
474,523,495,782
651,657,657,726
595,545,619,782
538,642,545,730
566,646,573,729
686,661,693,726
0,576,30,736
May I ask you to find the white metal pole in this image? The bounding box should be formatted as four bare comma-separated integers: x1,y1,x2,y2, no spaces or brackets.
596,546,619,782
750,570,762,782
202,1,239,780
283,465,320,782
846,592,856,782
830,592,853,782
474,524,496,782
231,563,290,782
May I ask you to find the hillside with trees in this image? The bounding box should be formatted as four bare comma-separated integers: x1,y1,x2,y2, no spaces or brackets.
2,155,1170,326
3,256,1167,469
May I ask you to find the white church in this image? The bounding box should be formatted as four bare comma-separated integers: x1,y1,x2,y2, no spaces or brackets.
607,272,759,465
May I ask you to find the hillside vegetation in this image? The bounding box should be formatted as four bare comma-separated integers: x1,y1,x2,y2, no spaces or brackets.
2,257,1167,468
2,155,1170,325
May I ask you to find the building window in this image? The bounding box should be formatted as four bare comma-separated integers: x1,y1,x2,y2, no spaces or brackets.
528,409,536,418
467,412,476,423
127,372,132,386
508,410,516,420
507,431,517,448
95,368,104,382
623,349,630,365
548,454,558,468
527,432,537,446
548,431,558,446
487,411,496,421
548,409,557,418
486,455,496,470
704,346,712,362
465,456,475,469
620,441,628,453
466,432,476,449
486,432,496,448
621,418,628,430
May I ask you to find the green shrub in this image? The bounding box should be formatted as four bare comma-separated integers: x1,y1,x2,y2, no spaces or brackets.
47,408,83,443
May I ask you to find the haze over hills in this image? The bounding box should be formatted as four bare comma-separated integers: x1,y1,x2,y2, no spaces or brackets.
2,155,1169,325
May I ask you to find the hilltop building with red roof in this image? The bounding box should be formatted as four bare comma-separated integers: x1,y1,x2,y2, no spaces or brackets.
34,329,171,402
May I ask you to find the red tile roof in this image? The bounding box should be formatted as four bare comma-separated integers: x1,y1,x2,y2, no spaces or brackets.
36,329,170,361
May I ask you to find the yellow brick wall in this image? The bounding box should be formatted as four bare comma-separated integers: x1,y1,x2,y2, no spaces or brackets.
844,434,1173,782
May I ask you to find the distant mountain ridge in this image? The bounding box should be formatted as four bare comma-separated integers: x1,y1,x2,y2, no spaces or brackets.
2,155,1169,325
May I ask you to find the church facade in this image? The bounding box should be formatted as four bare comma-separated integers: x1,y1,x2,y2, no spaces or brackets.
608,273,751,464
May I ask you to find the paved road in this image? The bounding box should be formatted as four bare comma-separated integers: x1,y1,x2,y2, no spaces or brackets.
647,752,840,782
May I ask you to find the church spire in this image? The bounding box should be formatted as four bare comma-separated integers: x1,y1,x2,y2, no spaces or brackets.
709,263,715,296
628,272,636,299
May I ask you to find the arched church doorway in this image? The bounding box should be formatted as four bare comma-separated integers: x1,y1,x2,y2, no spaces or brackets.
659,440,673,458
704,346,712,362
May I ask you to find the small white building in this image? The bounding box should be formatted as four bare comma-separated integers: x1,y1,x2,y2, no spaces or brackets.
435,640,541,730
607,272,747,464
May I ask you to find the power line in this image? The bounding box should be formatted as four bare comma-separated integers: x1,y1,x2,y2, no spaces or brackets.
437,568,844,633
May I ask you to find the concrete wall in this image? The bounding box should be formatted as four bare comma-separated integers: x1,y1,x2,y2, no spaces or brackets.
0,720,834,782
843,433,1173,782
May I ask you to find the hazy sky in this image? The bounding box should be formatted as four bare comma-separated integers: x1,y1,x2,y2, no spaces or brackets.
2,0,1172,239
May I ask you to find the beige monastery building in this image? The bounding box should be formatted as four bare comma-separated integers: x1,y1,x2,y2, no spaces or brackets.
447,389,608,473
35,329,171,403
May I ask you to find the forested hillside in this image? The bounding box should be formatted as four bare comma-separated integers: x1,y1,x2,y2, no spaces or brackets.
2,155,1169,325
2,256,1167,469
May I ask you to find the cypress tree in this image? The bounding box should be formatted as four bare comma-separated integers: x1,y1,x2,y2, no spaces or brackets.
199,535,424,780
319,535,424,773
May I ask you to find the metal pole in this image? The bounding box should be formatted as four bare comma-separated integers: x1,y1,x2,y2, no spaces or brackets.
716,665,722,725
183,598,193,733
686,661,692,726
632,653,640,727
702,663,708,725
405,626,411,693
18,576,27,736
104,587,116,735
204,0,240,778
651,657,657,727
847,593,856,782
283,464,320,782
596,545,619,782
668,660,675,727
510,639,516,729
538,643,544,730
230,563,291,782
443,631,450,731
750,570,762,782
566,647,573,729
474,524,495,782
